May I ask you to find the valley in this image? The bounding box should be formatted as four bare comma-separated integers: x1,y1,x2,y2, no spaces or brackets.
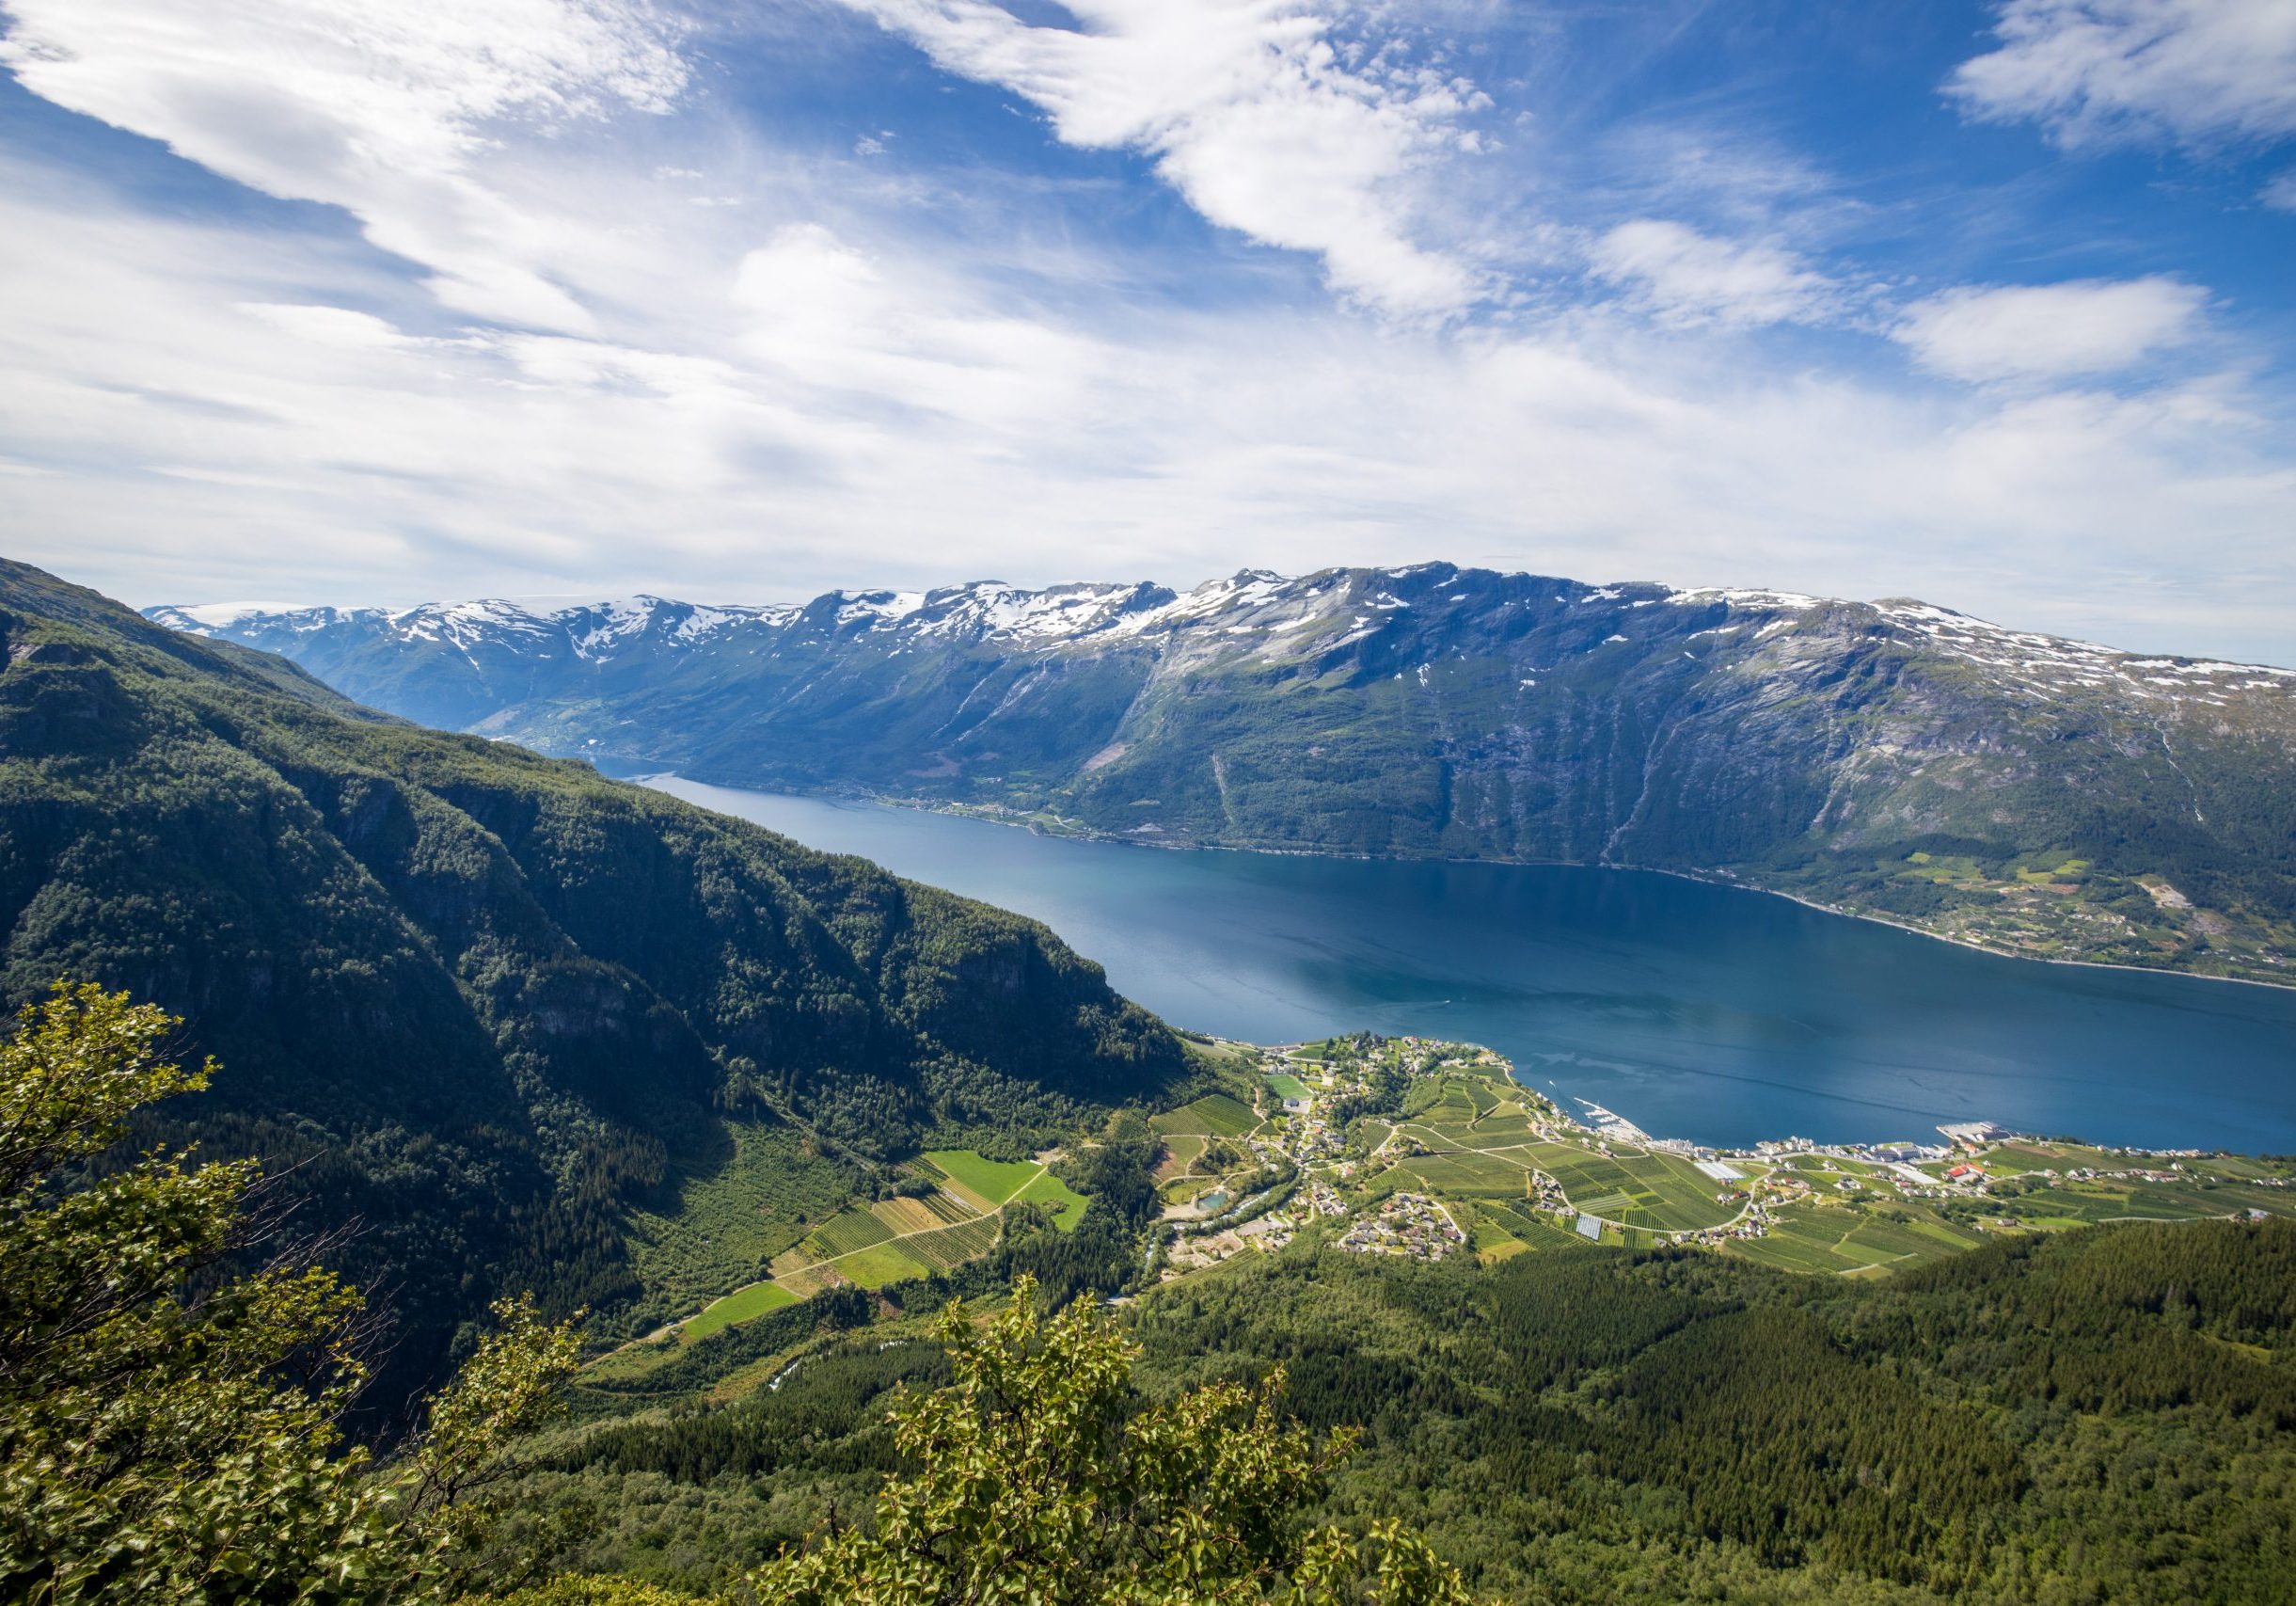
592,1028,2294,1387
525,1029,2296,1605
8,556,2294,1605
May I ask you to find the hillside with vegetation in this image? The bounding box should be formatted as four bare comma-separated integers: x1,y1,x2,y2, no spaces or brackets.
157,564,2296,984
0,559,1188,1404
476,1209,2296,1604
456,1033,2296,1603
7,951,2292,1603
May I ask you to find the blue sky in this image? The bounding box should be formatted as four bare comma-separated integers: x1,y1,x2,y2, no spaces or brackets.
2,0,2293,662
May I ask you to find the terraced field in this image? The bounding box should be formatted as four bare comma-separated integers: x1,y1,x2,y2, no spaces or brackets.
1728,1203,1986,1276
1403,1082,1488,1126
1153,1093,1260,1137
1521,1143,1741,1232
871,1192,978,1234
1468,1200,1591,1262
629,1147,1089,1353
1380,1150,1538,1198
1408,1114,1543,1146
804,1206,896,1258
902,1216,1004,1268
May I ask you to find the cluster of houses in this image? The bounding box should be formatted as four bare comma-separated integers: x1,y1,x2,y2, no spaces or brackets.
1684,1199,1775,1247
1338,1192,1465,1260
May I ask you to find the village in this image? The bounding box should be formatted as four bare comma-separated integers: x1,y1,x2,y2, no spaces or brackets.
1146,1033,2296,1284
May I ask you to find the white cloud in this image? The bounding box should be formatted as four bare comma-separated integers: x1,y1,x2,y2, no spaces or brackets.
1587,220,1836,330
0,0,688,329
1893,277,2209,383
1946,0,2296,150
0,3,2291,665
4,161,2291,662
829,0,1491,317
2265,167,2296,210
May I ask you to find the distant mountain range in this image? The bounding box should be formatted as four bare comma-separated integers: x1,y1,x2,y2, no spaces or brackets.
151,564,2296,984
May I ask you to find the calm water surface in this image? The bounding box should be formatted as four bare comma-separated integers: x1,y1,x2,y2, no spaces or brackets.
653,780,2296,1153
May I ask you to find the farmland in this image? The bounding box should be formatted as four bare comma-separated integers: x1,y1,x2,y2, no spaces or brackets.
1010,1169,1091,1231
625,1148,1090,1355
1153,1093,1260,1137
683,1279,798,1341
1726,1201,1986,1276
922,1149,1045,1210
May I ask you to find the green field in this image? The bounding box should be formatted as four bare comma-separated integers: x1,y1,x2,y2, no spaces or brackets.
922,1150,1044,1211
1011,1169,1090,1231
835,1241,934,1289
1401,1078,1487,1126
1481,1199,1593,1252
1153,1093,1259,1137
1468,1199,1591,1262
1409,1114,1543,1146
1265,1071,1311,1102
684,1279,797,1340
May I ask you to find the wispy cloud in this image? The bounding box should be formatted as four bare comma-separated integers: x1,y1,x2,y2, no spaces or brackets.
1587,219,1836,330
1946,0,2296,150
1892,276,2209,383
828,0,1494,318
0,0,689,329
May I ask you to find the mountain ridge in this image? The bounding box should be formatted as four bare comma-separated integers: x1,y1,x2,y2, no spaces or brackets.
151,563,2296,985
3,557,1188,1404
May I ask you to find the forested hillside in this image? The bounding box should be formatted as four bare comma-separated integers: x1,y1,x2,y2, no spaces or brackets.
0,559,1185,1406
158,564,2296,983
494,1217,2296,1605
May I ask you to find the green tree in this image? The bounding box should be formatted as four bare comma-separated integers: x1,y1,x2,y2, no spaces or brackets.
0,983,579,1604
751,1275,1479,1606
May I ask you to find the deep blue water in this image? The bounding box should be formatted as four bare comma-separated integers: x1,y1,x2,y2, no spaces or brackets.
651,779,2296,1153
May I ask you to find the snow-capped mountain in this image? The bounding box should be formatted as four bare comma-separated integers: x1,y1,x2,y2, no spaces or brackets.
150,564,2296,983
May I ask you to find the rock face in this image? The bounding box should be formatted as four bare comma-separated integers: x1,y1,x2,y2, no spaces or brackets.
152,564,2296,982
